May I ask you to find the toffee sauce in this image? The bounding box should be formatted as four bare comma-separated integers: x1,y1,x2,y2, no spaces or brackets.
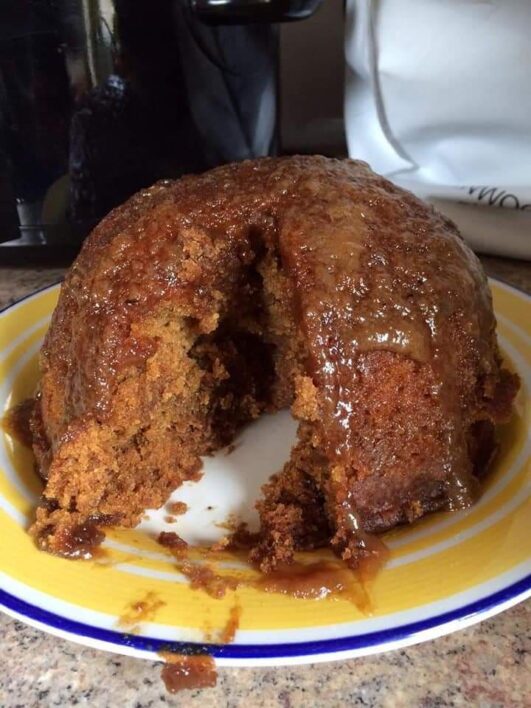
159,653,217,693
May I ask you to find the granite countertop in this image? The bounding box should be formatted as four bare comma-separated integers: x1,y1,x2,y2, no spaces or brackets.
1,257,530,708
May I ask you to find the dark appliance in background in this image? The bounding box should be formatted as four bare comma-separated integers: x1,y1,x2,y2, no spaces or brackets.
0,0,323,262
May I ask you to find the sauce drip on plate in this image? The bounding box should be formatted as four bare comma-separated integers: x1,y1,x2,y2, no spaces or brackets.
2,398,35,448
159,653,217,693
254,560,374,611
118,591,166,629
218,603,241,644
45,515,119,559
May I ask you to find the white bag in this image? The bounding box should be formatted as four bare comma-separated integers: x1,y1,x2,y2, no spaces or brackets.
345,0,531,259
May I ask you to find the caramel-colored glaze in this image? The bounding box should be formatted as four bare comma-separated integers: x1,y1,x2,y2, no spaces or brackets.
334,491,390,575
218,603,242,644
118,591,166,628
37,512,119,559
280,174,492,512
255,561,353,599
2,398,35,448
37,159,495,489
159,653,217,693
50,518,106,560
32,155,518,567
254,560,373,611
165,545,377,613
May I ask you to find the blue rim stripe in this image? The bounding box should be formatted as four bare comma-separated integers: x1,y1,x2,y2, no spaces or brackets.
1,576,530,659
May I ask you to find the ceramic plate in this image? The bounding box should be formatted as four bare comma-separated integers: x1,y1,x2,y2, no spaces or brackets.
0,279,529,666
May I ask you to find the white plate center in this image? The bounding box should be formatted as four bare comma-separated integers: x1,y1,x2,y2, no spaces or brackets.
137,410,298,545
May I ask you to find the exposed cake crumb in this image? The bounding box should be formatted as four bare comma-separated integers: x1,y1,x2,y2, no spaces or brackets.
167,501,188,516
158,531,188,554
208,536,231,553
174,560,241,599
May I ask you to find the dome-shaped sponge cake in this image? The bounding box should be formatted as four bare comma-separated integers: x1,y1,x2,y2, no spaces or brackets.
30,156,518,568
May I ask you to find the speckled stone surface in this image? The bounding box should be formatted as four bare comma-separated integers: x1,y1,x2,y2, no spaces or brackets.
1,604,530,708
0,258,529,708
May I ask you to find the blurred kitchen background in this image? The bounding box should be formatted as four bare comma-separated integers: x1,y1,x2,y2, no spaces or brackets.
0,0,345,261
1,0,529,263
